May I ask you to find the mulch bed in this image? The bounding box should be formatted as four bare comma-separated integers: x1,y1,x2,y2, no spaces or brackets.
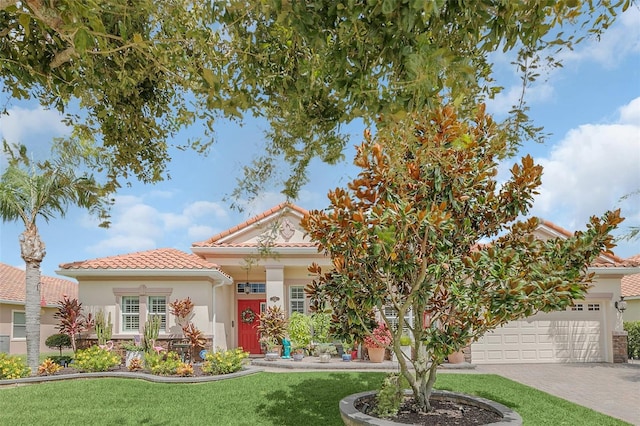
355,394,502,425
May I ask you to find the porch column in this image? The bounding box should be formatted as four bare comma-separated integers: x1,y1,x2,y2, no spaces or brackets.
265,265,285,309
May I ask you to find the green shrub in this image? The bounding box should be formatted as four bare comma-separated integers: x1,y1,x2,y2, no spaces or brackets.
201,348,249,375
73,346,120,372
624,321,640,359
45,333,72,356
311,312,331,343
145,351,182,376
375,373,403,418
0,353,30,379
287,312,313,347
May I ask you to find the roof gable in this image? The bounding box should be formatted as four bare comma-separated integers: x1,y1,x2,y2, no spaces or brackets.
192,202,315,248
0,262,77,306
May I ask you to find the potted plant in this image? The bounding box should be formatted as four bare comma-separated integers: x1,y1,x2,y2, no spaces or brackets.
261,337,281,361
364,322,392,363
392,334,412,362
314,342,337,362
448,349,466,364
121,339,145,367
341,341,353,361
291,343,305,361
257,305,288,355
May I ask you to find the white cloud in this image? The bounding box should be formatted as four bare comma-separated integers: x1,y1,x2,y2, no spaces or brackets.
86,195,233,255
565,7,640,68
527,97,640,256
0,106,69,145
487,7,640,117
183,201,229,220
188,225,217,241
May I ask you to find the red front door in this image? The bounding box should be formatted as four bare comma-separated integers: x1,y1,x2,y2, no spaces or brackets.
238,299,264,354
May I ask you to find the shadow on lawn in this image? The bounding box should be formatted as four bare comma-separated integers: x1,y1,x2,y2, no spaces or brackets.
254,372,386,426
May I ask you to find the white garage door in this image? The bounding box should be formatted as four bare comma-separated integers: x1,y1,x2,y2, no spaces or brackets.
471,301,605,364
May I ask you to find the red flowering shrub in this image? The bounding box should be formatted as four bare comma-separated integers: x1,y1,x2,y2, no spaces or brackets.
364,322,392,348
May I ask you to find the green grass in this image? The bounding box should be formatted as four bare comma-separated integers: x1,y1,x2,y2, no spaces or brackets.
0,372,629,426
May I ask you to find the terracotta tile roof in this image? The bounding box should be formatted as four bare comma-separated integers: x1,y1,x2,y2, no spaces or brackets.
59,248,223,271
622,254,640,297
193,202,309,247
539,219,637,267
0,262,78,306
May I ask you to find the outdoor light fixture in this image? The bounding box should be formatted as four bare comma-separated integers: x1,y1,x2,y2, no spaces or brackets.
615,296,627,313
270,296,280,302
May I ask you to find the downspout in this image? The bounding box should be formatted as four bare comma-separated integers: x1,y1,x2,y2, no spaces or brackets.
212,280,226,351
210,271,234,351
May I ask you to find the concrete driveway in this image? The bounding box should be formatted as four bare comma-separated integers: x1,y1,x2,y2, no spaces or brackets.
472,363,640,425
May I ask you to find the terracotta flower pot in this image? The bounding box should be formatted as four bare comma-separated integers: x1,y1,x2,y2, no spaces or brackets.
447,350,465,364
367,347,385,363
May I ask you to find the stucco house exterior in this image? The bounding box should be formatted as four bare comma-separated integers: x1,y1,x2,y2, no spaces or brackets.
621,254,640,322
0,262,78,354
57,203,638,363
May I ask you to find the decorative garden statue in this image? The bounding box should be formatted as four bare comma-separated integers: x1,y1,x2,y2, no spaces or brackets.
281,337,291,359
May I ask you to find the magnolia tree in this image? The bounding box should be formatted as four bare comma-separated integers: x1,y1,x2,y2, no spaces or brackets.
301,103,622,412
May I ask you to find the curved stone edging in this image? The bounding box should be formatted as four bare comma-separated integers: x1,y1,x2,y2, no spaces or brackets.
0,366,263,386
340,389,522,426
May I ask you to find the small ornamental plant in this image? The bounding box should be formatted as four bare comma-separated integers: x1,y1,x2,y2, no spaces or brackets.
364,322,392,349
37,358,62,376
175,362,194,377
45,333,72,356
146,351,182,376
0,353,30,379
201,348,249,375
73,346,120,372
127,357,144,372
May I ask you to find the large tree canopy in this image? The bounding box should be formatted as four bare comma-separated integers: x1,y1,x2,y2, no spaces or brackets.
0,0,632,198
301,102,622,412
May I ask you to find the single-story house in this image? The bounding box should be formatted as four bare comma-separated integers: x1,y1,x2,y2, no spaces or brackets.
57,203,639,363
0,262,78,354
621,254,640,322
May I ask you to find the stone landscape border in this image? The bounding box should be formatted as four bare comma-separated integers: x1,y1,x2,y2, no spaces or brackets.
339,389,522,426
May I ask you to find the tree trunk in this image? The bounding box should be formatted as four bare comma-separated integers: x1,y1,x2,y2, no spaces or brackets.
20,227,46,376
405,342,440,412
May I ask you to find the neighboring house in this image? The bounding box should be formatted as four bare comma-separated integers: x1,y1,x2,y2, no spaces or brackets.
57,203,638,363
621,254,640,322
0,262,78,354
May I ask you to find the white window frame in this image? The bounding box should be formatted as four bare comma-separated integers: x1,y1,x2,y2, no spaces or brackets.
384,306,414,335
148,295,167,330
12,310,26,340
289,286,305,314
121,296,140,333
113,286,172,335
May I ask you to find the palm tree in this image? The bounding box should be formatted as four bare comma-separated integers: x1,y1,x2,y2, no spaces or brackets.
0,142,109,374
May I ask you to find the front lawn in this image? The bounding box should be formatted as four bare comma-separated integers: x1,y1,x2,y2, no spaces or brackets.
0,372,628,425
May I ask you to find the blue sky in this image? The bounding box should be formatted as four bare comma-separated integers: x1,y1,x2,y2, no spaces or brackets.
1,8,639,279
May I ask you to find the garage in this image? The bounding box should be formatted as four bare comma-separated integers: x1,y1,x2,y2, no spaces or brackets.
471,301,605,364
